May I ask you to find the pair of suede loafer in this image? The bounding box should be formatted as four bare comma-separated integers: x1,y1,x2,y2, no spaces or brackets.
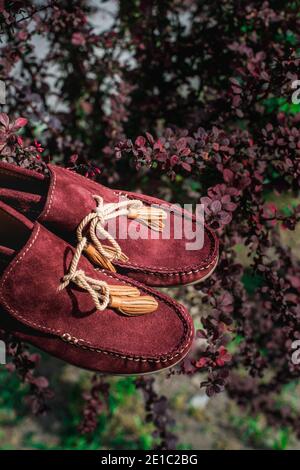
0,162,218,375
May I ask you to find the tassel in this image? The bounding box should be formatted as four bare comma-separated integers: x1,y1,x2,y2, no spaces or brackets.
109,294,158,316
108,285,140,298
127,206,167,232
84,244,116,272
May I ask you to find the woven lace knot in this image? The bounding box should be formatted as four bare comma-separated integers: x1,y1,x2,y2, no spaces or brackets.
58,236,110,311
76,195,166,272
58,199,160,315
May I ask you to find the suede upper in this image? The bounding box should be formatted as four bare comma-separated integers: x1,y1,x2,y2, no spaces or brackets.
0,201,194,374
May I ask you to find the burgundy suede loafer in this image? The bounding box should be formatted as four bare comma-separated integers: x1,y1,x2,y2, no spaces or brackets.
0,161,218,286
0,202,194,375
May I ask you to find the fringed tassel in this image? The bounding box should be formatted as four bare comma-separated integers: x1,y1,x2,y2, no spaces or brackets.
128,206,167,232
84,244,116,272
84,244,128,272
109,294,158,316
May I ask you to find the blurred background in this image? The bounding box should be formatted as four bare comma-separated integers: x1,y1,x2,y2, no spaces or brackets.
1,0,300,450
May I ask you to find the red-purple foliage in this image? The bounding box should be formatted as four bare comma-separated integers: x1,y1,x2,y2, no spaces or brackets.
5,334,53,415
1,0,300,447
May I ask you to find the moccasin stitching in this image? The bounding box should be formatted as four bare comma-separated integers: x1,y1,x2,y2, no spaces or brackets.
41,169,57,220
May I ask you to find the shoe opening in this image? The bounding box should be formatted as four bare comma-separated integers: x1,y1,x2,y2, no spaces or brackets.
0,205,32,269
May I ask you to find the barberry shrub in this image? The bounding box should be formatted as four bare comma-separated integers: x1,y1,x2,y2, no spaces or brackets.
1,0,300,448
